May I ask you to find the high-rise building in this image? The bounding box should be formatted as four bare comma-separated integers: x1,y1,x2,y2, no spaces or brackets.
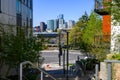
47,20,54,32
63,22,68,29
58,18,64,29
34,26,40,32
54,19,59,31
68,20,75,29
57,14,65,29
40,22,47,32
58,14,64,19
0,0,33,37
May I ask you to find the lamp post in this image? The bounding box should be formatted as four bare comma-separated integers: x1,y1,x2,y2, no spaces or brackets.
59,33,62,66
66,31,69,80
63,49,65,75
61,29,69,79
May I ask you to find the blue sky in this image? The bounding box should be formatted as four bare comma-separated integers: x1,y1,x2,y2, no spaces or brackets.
33,0,94,27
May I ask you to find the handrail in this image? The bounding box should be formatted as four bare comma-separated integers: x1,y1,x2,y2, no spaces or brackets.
20,61,57,80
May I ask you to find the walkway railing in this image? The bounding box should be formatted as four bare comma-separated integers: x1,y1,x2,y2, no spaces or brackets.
20,61,57,80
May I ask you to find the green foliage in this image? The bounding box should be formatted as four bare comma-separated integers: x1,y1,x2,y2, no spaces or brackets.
110,54,120,60
69,12,88,49
0,27,44,76
26,74,38,80
77,59,99,71
111,0,120,23
69,11,105,61
82,11,102,49
81,12,106,61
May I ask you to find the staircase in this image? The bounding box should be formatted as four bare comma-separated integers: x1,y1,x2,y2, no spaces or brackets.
20,61,57,80
20,61,95,80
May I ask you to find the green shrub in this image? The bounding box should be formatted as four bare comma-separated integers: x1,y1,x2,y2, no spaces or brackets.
26,74,38,80
107,53,120,60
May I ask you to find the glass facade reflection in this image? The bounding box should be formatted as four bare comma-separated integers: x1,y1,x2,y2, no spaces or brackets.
47,20,54,31
16,0,22,14
0,0,1,12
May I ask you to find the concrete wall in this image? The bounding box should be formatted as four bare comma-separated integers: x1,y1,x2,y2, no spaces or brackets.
0,0,33,36
0,0,16,33
0,0,16,25
99,62,107,80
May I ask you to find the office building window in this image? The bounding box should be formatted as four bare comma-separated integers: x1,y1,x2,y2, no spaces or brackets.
16,0,22,14
30,9,32,19
30,19,32,27
0,0,1,12
30,0,32,9
26,0,28,7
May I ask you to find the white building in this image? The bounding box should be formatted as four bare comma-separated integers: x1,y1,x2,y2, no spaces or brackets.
68,20,75,29
111,25,120,53
58,18,64,29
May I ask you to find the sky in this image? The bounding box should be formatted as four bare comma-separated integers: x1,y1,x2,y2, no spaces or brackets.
33,0,94,27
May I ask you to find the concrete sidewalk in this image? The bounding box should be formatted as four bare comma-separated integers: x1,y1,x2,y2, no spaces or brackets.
41,50,82,54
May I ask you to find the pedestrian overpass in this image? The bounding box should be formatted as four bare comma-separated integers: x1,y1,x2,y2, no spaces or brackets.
33,32,58,37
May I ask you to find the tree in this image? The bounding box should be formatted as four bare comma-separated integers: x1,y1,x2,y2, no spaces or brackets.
69,12,89,49
0,26,44,76
82,11,105,60
82,11,102,48
111,0,120,23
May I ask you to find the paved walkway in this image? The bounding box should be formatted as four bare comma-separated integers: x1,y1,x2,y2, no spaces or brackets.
41,50,82,54
39,63,95,80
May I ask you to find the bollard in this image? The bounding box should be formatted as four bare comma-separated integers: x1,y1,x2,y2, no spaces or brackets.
107,62,112,80
95,64,99,80
41,72,43,80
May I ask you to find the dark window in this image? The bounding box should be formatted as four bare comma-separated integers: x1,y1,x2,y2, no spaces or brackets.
0,0,1,13
16,14,22,27
30,0,32,9
30,19,33,27
26,0,28,7
26,17,28,36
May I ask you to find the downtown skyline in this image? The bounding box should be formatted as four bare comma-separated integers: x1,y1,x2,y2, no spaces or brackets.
33,0,94,27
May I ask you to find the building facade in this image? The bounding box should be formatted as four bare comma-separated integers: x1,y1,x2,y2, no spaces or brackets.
94,0,120,53
40,22,47,32
0,0,33,37
68,20,75,29
47,20,54,32
54,19,59,31
58,18,64,29
33,26,40,32
57,14,64,19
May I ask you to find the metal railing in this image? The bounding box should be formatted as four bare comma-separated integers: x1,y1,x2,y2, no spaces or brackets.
20,61,57,80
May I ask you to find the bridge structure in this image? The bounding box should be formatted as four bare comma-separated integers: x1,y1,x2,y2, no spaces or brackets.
33,32,59,38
